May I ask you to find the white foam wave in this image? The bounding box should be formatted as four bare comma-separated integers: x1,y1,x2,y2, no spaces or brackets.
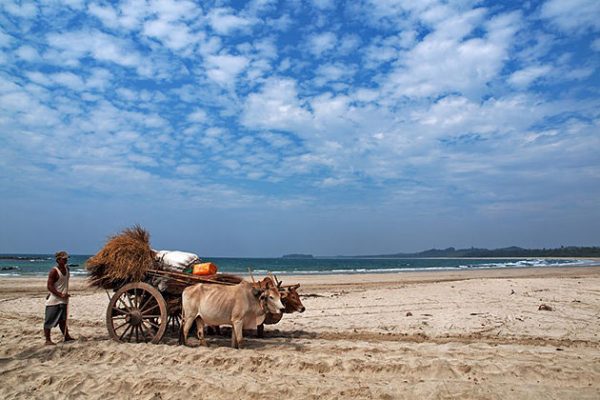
252,259,598,275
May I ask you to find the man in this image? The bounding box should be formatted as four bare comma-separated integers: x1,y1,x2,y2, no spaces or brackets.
44,251,75,345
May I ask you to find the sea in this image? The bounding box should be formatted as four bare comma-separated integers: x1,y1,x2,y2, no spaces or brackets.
0,254,597,277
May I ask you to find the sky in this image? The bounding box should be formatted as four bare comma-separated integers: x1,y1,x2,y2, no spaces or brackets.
0,0,599,257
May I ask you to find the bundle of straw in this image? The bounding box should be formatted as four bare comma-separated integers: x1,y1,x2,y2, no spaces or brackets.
86,225,155,289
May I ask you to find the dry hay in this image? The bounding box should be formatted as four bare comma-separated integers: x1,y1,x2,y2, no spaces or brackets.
86,225,155,289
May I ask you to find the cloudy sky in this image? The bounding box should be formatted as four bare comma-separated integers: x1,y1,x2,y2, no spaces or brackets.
1,0,599,257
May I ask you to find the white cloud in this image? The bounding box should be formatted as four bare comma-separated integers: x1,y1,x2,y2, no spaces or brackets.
338,34,361,55
2,1,38,18
251,37,278,59
428,7,486,40
205,53,249,86
207,8,253,35
147,0,199,21
412,94,560,142
314,63,356,86
508,65,552,88
175,164,202,176
24,71,48,86
561,67,594,81
307,32,337,57
319,176,352,187
591,38,600,52
0,82,63,128
113,0,150,30
242,78,311,131
88,3,121,29
0,91,35,112
86,68,113,90
143,18,198,51
363,37,401,68
61,0,86,10
188,109,208,123
258,131,294,149
0,29,13,48
540,0,600,34
312,0,335,10
50,72,85,90
46,29,143,69
15,45,40,61
310,92,354,132
383,10,521,99
266,14,292,31
91,0,201,34
353,88,380,103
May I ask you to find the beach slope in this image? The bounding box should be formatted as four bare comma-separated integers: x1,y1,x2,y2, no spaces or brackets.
1,267,599,399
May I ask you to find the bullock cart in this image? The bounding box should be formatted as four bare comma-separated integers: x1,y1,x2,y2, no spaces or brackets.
88,225,300,345
105,269,243,344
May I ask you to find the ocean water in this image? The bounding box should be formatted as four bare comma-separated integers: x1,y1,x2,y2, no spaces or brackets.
0,254,597,277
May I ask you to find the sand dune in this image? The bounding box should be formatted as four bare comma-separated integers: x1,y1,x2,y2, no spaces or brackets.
1,267,599,399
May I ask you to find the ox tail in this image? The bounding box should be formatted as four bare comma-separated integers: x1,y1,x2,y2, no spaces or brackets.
179,291,188,345
178,317,184,345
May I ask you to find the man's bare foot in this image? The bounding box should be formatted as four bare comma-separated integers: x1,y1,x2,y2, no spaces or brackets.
45,340,56,346
64,336,75,342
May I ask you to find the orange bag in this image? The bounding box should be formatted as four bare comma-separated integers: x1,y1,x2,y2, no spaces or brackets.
192,262,218,276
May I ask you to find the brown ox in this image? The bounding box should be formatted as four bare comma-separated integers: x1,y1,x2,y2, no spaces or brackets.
181,281,284,348
257,280,306,337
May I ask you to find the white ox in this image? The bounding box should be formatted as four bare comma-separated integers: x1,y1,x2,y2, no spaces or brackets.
180,281,285,348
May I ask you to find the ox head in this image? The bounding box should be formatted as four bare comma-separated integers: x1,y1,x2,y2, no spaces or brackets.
281,284,305,313
257,276,277,289
252,286,285,314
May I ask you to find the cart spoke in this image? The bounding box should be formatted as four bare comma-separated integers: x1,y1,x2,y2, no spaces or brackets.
138,298,149,311
135,289,143,308
139,323,150,342
140,301,159,314
144,319,160,329
142,320,156,335
119,324,132,341
127,325,135,342
125,292,135,309
117,296,131,312
112,307,128,315
113,319,130,331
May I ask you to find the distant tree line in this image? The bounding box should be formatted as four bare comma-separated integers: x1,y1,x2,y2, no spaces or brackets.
352,246,600,258
282,254,314,259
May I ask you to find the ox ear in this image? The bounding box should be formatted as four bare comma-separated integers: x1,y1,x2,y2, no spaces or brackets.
252,288,263,298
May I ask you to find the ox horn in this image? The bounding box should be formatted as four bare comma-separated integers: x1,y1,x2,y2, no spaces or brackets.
248,267,256,284
274,274,282,289
267,272,279,288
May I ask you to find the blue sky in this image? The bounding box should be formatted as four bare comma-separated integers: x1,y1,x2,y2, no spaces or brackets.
1,0,599,257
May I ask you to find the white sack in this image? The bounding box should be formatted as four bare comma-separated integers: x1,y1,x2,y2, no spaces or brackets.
155,250,200,272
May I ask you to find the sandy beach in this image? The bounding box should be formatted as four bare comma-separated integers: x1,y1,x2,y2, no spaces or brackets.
1,266,599,399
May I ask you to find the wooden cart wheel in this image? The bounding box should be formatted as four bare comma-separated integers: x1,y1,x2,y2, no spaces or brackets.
167,305,182,335
106,282,168,344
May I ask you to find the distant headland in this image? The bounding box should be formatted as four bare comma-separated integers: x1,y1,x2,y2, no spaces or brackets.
283,246,600,259
350,246,600,258
281,254,314,259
